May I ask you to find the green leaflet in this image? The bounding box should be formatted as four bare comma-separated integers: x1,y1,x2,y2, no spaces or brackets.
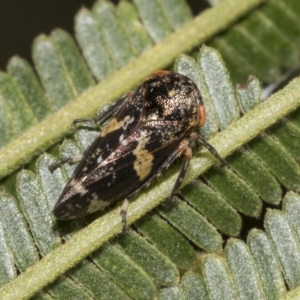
1,0,300,299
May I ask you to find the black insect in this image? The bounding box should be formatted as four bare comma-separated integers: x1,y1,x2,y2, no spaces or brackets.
50,70,224,232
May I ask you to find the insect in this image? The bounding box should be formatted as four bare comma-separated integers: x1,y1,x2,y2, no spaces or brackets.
49,70,224,232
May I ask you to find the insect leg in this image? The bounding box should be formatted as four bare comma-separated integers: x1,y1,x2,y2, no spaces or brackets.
72,93,132,127
172,149,191,188
163,140,192,209
49,155,83,172
120,140,190,232
120,199,129,234
190,132,226,166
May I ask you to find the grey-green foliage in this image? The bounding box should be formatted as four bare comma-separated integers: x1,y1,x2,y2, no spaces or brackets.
0,0,300,299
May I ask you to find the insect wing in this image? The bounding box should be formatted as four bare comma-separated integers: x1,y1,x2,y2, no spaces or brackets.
53,123,182,219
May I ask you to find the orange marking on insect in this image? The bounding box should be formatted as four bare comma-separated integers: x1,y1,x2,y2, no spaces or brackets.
197,104,206,127
150,70,170,77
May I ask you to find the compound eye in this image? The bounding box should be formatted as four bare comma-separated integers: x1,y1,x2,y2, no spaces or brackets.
197,104,206,127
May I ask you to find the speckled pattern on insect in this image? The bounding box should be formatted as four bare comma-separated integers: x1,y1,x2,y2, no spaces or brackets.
49,70,224,232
